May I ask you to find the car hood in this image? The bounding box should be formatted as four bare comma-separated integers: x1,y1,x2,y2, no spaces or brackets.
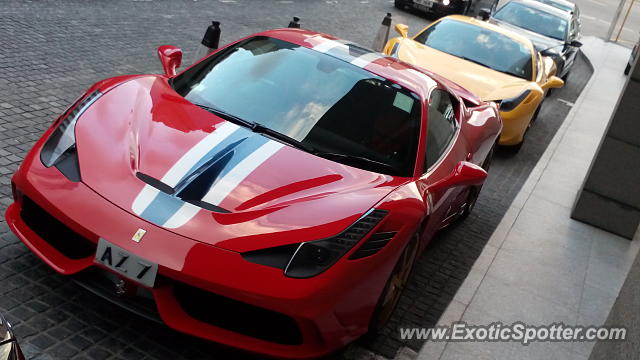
75,76,407,251
489,19,564,54
395,39,532,101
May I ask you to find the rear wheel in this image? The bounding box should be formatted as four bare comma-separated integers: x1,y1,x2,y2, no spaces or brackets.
369,234,420,332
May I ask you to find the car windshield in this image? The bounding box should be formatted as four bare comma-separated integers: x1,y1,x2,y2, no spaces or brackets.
494,2,568,41
414,19,533,80
172,36,421,177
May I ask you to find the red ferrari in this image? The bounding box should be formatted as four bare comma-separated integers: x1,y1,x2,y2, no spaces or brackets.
5,29,501,358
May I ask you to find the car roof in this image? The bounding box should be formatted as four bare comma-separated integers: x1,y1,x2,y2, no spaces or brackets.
533,0,577,13
254,28,482,105
443,15,536,51
501,0,574,20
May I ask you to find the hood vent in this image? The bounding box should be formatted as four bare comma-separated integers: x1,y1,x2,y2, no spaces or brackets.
135,171,230,214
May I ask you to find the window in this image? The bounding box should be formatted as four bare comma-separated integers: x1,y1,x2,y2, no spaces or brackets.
493,2,568,41
414,19,534,80
425,89,458,171
172,36,421,177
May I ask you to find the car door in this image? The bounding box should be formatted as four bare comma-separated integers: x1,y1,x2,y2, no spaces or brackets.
417,88,469,240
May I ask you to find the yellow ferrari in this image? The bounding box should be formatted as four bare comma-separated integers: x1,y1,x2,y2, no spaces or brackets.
383,15,564,151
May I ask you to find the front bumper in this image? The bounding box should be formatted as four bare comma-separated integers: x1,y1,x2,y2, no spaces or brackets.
5,146,400,359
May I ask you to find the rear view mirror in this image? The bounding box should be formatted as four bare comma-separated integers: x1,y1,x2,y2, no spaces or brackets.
429,161,487,193
542,76,564,90
157,45,183,77
395,24,409,39
569,40,583,47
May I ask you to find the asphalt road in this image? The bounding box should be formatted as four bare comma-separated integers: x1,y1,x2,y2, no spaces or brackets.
0,1,593,359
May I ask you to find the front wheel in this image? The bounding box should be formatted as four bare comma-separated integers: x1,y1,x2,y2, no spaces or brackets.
369,234,420,332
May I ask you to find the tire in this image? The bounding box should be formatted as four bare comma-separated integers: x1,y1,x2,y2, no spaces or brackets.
625,63,631,75
369,234,420,332
531,104,542,123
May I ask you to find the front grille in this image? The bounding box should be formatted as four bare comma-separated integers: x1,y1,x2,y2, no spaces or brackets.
72,268,162,324
174,283,303,345
20,196,97,259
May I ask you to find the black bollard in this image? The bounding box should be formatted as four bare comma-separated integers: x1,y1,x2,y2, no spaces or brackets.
288,17,301,28
193,21,221,63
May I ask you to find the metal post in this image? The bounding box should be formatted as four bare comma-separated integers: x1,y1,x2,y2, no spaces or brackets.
607,0,629,41
615,0,637,42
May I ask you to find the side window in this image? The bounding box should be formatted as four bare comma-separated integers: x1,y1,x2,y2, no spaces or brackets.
425,89,458,171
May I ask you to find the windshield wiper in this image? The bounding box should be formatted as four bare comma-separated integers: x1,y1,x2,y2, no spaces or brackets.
194,103,255,129
250,123,318,153
195,103,399,175
195,103,316,153
314,152,398,175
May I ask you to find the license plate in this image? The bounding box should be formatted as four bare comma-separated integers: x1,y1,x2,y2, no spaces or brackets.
94,238,158,288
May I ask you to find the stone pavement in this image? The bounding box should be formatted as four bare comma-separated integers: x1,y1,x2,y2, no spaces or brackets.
416,36,637,360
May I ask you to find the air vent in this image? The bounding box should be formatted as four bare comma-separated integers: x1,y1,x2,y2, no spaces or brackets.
349,231,397,259
136,172,230,213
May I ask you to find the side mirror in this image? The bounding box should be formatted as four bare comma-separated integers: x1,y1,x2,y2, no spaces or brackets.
568,40,583,47
429,161,487,193
395,24,409,39
541,76,564,90
478,8,491,21
157,45,183,77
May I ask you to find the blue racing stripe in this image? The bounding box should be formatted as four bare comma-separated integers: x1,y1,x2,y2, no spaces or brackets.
139,191,186,226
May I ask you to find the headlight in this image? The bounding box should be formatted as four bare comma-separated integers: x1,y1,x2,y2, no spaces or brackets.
40,90,102,167
499,90,531,112
242,209,388,278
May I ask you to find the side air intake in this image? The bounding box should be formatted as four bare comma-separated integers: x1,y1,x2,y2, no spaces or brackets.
349,231,397,259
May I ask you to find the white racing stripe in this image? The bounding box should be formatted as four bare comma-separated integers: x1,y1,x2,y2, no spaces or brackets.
162,141,285,229
132,186,160,215
131,122,238,217
350,52,383,68
313,39,349,54
201,141,285,206
161,122,238,187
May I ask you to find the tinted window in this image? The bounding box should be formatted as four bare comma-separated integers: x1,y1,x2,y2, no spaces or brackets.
425,90,457,171
172,37,421,177
494,2,568,41
414,19,533,80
